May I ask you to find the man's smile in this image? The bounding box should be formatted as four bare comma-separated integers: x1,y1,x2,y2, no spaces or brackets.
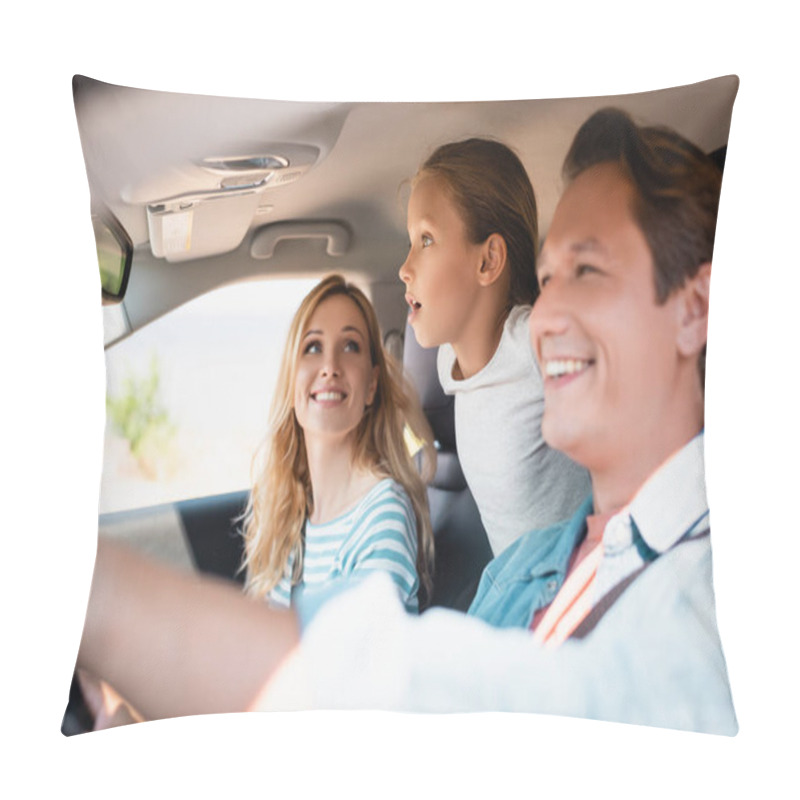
542,358,593,379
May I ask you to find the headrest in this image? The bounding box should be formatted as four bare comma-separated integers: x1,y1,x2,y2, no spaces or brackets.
403,323,466,492
402,323,456,453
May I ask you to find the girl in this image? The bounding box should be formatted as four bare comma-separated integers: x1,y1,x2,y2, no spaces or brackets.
242,274,435,613
399,138,591,556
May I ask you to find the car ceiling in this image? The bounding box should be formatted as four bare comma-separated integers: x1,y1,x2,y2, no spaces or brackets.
73,75,738,344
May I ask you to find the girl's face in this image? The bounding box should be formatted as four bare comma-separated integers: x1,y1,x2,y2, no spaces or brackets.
399,175,484,348
293,294,379,446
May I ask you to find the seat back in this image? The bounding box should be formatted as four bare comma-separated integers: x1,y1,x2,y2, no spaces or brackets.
402,324,492,611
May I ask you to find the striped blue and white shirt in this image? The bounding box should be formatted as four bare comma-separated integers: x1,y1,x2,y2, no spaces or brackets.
268,478,420,613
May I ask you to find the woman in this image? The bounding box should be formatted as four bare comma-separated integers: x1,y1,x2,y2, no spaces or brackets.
74,274,435,730
242,274,435,613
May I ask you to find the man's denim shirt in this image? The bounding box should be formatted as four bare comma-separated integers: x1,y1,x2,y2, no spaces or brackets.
468,433,714,630
468,496,593,628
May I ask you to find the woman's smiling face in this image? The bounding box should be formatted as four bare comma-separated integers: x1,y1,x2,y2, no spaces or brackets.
293,293,379,445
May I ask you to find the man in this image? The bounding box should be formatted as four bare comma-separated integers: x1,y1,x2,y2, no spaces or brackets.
76,108,736,735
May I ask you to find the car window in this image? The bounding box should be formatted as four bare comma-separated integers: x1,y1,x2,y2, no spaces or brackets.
99,278,318,514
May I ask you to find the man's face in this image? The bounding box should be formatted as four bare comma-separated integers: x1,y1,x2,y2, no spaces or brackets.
530,163,698,475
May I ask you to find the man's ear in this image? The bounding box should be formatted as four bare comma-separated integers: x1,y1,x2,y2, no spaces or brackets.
476,233,508,288
676,262,711,357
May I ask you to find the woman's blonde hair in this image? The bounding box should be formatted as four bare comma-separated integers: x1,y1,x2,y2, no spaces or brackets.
242,274,435,601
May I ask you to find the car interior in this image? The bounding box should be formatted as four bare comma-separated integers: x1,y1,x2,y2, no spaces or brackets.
62,74,737,733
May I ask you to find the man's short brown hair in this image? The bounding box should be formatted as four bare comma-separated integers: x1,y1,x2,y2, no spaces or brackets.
563,108,723,304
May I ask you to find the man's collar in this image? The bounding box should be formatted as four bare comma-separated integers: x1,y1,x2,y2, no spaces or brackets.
496,496,594,584
624,432,709,554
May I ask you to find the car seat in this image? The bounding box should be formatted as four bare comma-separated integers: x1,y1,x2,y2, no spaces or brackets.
401,323,492,612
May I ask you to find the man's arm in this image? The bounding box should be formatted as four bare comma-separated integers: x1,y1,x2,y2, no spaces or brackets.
259,560,737,734
77,538,300,721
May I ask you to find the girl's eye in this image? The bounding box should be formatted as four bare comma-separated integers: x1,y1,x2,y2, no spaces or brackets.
576,263,598,277
421,235,433,248
538,274,551,288
303,340,322,355
343,340,361,354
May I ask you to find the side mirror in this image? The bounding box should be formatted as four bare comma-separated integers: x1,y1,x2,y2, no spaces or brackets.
93,211,133,304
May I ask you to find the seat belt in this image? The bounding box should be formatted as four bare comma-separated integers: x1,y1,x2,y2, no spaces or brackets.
569,527,710,640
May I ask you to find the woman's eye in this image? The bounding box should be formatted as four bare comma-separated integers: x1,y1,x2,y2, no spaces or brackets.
576,264,598,277
343,340,361,353
538,274,550,288
303,340,322,355
421,235,433,248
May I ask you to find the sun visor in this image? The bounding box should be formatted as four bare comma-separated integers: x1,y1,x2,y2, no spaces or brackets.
147,190,260,262
142,144,323,262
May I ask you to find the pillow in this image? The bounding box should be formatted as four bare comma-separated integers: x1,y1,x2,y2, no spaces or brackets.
65,75,738,736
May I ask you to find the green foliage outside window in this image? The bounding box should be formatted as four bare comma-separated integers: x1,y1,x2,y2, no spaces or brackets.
106,355,176,479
